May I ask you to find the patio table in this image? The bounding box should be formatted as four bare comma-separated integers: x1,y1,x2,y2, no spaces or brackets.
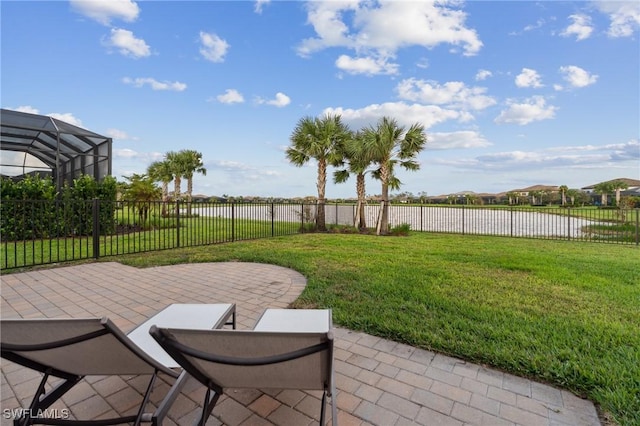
128,303,236,368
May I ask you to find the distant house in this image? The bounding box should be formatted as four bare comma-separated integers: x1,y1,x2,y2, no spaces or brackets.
581,178,640,194
509,185,559,205
581,178,640,205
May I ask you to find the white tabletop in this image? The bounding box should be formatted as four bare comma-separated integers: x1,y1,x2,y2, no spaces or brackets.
253,309,331,332
127,303,234,368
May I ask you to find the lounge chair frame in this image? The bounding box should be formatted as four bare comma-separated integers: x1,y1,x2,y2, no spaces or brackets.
1,318,180,426
150,326,336,426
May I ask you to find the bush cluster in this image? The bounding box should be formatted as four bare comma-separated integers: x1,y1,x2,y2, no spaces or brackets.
1,175,117,241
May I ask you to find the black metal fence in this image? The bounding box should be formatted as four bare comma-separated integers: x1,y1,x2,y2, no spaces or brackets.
1,200,637,270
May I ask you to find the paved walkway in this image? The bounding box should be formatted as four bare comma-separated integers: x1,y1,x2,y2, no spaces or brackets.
1,262,601,426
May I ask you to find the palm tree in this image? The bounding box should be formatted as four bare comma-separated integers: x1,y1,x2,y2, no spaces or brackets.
558,185,569,206
165,151,185,203
147,160,173,216
333,131,373,229
529,190,542,205
179,150,207,213
362,117,427,235
566,188,579,206
286,114,350,231
610,179,629,206
594,182,614,206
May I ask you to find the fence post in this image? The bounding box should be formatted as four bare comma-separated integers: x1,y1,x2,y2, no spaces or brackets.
636,209,640,245
567,207,571,241
231,203,235,242
510,207,514,237
461,204,465,235
271,203,275,237
92,198,100,259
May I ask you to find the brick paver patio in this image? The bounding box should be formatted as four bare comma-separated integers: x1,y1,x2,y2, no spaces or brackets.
1,262,601,425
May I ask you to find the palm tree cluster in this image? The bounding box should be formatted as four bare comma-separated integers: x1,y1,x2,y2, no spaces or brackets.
594,179,629,206
139,149,206,216
286,114,427,235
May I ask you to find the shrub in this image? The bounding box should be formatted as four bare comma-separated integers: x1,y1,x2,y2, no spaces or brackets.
390,223,411,236
1,174,117,240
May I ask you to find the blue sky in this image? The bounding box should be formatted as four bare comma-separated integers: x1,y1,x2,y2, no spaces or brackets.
2,0,639,199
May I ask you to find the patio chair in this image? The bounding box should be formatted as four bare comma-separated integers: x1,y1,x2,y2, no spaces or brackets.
1,317,180,425
150,312,337,425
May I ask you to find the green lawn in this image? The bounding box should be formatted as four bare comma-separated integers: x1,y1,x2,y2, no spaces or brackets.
109,232,639,425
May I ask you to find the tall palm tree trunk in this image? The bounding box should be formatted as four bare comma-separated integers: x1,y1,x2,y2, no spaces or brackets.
186,177,193,215
316,159,327,231
161,182,169,217
378,165,390,235
174,176,182,216
355,173,367,229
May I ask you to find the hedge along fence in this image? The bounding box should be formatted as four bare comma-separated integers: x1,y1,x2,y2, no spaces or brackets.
1,175,117,240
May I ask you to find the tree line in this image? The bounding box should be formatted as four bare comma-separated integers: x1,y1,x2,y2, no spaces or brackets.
286,114,427,235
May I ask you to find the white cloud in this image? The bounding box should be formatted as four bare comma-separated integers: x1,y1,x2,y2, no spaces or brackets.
254,0,270,14
113,149,163,163
440,139,640,172
323,102,465,131
211,160,283,180
428,131,492,150
256,92,291,107
523,18,547,33
6,106,84,127
548,140,640,161
515,68,544,88
416,58,429,69
70,0,140,26
47,113,84,127
199,31,229,62
558,65,598,88
113,148,139,158
106,128,137,140
216,89,245,104
12,106,40,114
475,69,492,81
122,77,187,91
595,1,640,38
335,54,399,76
103,28,150,58
494,96,557,125
560,14,593,41
396,78,496,112
297,1,482,75
509,17,554,36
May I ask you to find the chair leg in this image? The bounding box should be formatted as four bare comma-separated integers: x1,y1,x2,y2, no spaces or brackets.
331,381,338,426
133,371,158,426
320,390,327,426
195,387,220,426
152,370,190,425
16,372,82,426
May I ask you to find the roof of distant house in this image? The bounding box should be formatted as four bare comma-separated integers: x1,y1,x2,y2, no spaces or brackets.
581,178,640,190
512,185,560,192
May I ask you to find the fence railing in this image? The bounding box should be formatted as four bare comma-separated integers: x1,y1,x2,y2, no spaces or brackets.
1,200,638,270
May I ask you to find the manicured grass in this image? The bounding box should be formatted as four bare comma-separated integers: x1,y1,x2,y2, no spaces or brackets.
110,233,639,425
